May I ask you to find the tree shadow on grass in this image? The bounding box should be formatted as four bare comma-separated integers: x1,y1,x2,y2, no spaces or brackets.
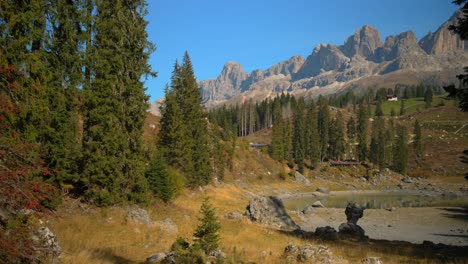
438,207,468,222
277,229,468,262
90,248,142,264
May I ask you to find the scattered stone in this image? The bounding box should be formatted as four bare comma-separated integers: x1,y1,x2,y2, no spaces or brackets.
245,196,299,231
284,244,298,254
225,211,243,220
295,171,311,186
311,201,325,208
163,252,176,264
146,253,166,263
316,187,330,194
402,177,413,183
209,249,226,259
283,244,333,264
154,218,178,234
385,207,395,212
213,176,221,187
362,256,383,264
33,227,61,264
315,226,339,240
126,206,152,225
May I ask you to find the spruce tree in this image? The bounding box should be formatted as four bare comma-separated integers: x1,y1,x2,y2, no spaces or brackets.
81,0,153,204
194,197,221,254
271,99,285,161
347,117,357,160
399,100,406,116
146,153,173,203
393,125,409,174
317,103,330,161
357,104,368,161
293,109,306,173
180,52,212,186
375,101,384,117
413,119,423,166
306,100,320,165
158,52,212,187
329,111,346,160
424,87,433,108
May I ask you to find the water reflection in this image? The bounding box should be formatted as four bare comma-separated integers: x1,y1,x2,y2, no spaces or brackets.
284,193,468,211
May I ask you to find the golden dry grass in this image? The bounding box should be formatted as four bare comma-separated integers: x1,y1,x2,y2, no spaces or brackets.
49,180,467,264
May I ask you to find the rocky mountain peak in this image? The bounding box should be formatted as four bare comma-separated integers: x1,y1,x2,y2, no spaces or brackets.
419,10,467,55
218,61,248,87
341,24,383,58
264,55,305,77
294,43,349,80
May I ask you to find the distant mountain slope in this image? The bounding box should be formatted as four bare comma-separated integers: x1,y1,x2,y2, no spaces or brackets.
196,10,467,108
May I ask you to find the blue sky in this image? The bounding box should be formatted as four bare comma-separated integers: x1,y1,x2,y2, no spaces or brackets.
144,0,460,102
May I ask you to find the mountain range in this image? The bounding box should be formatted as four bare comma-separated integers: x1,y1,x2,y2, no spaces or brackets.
151,11,467,114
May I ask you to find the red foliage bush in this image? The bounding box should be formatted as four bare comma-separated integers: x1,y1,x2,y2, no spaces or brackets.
0,63,61,262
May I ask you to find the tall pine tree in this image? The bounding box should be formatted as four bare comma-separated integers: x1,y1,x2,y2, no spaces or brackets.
357,104,368,161
81,0,154,204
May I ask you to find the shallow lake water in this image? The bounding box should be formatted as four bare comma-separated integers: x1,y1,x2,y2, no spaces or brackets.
283,192,468,211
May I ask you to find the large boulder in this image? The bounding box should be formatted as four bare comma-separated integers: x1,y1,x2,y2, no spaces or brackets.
295,171,311,187
245,196,299,231
345,202,364,224
338,222,366,237
339,202,366,238
315,226,339,240
126,206,152,226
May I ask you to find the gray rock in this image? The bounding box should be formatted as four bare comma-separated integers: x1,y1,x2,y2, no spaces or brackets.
339,222,366,237
297,245,333,264
295,171,311,187
284,244,298,254
402,177,413,183
311,201,325,208
316,187,330,194
225,211,243,220
362,256,383,264
209,249,226,259
33,227,61,264
146,253,166,263
345,202,364,224
155,218,178,234
126,206,152,225
245,196,299,231
163,252,176,264
315,226,339,240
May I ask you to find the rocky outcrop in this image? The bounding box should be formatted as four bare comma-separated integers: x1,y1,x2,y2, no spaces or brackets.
344,202,364,224
33,227,61,264
294,44,350,80
338,202,366,238
284,244,337,264
264,55,304,77
340,25,383,58
199,61,248,103
419,11,467,55
245,196,299,231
